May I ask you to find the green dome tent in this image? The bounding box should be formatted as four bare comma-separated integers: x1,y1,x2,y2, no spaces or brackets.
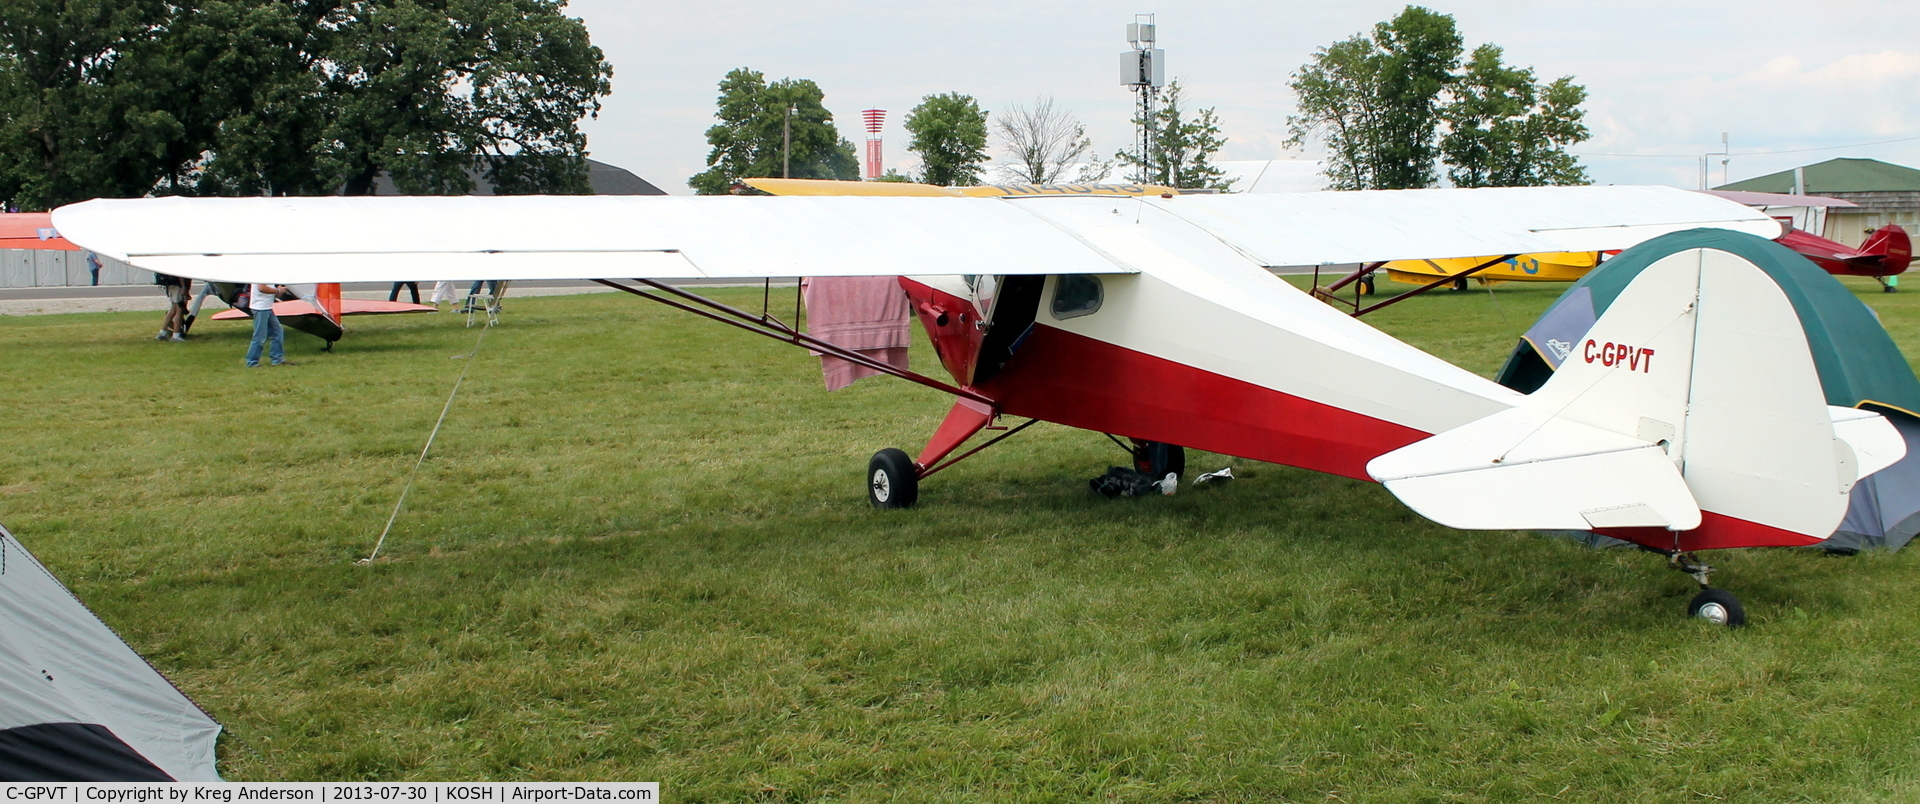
1496,228,1920,551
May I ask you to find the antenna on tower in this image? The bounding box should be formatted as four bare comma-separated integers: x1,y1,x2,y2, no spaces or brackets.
1120,13,1165,182
861,109,887,180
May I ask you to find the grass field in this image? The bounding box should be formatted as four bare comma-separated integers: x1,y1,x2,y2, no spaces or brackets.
4,276,1920,800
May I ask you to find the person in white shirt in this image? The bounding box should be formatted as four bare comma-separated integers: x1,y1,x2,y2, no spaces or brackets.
245,282,295,367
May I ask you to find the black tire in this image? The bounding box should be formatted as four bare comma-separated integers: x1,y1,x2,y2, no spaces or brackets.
868,448,918,509
1452,276,1469,291
1687,588,1746,627
1132,442,1186,481
1358,277,1375,296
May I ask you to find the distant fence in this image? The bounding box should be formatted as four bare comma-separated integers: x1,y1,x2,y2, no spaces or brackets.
2,248,153,288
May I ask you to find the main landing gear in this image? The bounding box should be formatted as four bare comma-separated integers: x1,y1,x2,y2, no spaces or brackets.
866,399,1043,510
1672,552,1745,627
868,448,918,509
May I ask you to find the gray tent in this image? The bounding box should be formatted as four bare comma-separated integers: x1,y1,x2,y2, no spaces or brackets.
0,522,221,781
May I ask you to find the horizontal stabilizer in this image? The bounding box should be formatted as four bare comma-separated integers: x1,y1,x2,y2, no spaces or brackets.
1368,407,1702,531
1830,406,1907,492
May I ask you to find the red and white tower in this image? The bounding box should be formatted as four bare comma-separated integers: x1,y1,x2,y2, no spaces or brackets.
861,109,886,180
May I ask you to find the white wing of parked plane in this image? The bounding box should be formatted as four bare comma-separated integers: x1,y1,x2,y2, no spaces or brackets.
50,186,1780,285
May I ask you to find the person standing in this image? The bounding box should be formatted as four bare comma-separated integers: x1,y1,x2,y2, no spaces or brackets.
245,282,296,367
388,281,420,303
155,273,190,342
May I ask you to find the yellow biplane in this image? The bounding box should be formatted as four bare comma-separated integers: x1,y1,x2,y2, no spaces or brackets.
1369,251,1604,294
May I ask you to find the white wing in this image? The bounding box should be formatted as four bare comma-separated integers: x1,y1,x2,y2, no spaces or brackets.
50,186,1780,285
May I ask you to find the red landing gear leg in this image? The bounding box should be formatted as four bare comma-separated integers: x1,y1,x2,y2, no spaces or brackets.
869,397,1035,509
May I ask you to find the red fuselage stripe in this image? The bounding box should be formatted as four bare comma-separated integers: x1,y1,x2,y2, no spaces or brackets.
1598,512,1826,552
978,324,1431,481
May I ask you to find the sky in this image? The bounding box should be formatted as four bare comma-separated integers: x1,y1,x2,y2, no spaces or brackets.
563,0,1920,195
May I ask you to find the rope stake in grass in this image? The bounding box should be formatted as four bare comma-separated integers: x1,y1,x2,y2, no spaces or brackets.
360,325,490,565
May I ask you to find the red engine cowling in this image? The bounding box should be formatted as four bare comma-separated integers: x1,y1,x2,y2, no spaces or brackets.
898,277,988,386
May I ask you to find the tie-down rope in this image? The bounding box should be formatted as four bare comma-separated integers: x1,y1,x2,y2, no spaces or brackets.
359,324,490,564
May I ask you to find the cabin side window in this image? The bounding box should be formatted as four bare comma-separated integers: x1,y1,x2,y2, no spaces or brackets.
1050,275,1103,320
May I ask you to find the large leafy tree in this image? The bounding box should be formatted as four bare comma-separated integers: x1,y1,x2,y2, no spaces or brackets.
1116,80,1231,190
1286,5,1462,190
1287,5,1589,191
0,0,611,210
689,68,857,195
0,0,175,210
141,0,336,197
1439,44,1590,187
904,92,988,187
329,0,611,196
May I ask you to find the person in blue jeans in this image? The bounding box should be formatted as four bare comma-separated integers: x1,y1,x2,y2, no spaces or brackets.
245,282,296,367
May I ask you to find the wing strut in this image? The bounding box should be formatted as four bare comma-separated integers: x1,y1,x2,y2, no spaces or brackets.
1312,254,1517,317
590,278,995,405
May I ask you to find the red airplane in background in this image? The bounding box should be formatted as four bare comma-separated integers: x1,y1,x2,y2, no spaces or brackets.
1703,190,1912,283
0,212,77,250
1778,224,1911,280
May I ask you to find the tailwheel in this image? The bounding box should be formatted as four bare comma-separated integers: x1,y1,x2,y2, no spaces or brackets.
1687,588,1746,628
1671,552,1744,627
868,448,919,509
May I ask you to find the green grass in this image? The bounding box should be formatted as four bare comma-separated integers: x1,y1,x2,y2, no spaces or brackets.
4,278,1920,799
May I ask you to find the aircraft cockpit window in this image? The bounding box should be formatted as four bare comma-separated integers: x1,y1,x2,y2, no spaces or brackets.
1050,275,1103,320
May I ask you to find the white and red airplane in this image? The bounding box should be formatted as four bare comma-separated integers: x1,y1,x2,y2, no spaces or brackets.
49,186,1911,626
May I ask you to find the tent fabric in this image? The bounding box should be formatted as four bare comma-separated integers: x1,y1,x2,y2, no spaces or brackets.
1831,415,1920,551
1496,228,1920,550
0,724,173,782
0,522,221,782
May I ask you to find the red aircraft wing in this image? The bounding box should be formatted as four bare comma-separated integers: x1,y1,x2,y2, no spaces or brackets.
0,212,80,251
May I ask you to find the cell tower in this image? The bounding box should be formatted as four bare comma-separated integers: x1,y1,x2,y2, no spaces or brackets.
861,109,887,180
1120,13,1165,182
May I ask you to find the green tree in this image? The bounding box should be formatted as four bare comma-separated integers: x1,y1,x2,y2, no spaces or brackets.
1439,44,1590,187
0,0,174,210
1286,5,1462,190
325,0,612,196
1116,80,1231,190
689,68,858,195
0,0,611,209
141,0,336,197
904,92,988,187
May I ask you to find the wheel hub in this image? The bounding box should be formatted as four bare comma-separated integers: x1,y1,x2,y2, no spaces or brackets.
1696,602,1730,626
871,469,891,502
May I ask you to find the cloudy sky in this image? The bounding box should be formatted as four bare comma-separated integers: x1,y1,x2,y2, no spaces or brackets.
563,0,1920,194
